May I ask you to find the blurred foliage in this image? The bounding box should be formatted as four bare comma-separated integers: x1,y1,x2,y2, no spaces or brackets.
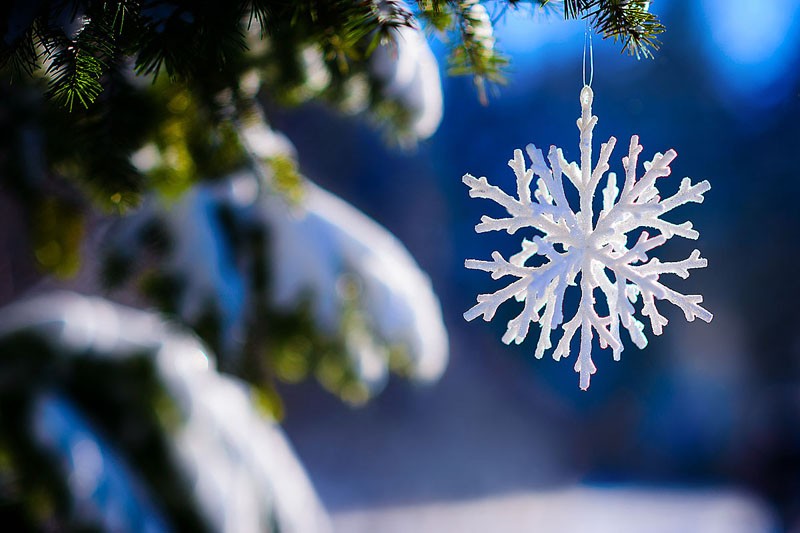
447,0,507,103
31,197,84,277
0,331,209,531
265,155,305,205
141,81,249,197
101,190,417,414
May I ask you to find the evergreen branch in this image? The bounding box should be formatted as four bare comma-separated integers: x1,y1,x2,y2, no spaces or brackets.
42,16,115,111
416,0,453,31
46,48,105,111
558,0,664,58
358,1,416,57
260,1,417,72
247,0,273,37
134,3,248,81
0,0,668,113
587,0,663,58
109,0,141,35
0,26,39,79
447,1,508,104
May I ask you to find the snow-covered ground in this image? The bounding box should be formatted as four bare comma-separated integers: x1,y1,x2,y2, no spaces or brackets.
330,487,775,533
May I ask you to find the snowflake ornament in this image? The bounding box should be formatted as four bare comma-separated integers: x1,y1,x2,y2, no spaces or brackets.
463,86,713,390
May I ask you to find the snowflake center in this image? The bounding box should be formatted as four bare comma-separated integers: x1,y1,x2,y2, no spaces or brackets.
568,214,606,252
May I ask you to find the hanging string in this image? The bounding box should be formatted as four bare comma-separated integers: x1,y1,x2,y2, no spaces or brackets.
582,21,594,88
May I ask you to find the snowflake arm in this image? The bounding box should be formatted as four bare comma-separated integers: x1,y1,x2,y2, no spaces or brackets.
463,85,713,390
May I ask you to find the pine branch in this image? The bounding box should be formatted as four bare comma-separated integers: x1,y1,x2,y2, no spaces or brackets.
1,0,667,113
42,18,112,111
247,0,274,38
447,1,507,104
0,26,38,79
558,0,665,58
133,3,248,80
21,3,130,111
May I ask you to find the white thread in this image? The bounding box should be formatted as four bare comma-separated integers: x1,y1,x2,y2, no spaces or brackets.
582,22,594,87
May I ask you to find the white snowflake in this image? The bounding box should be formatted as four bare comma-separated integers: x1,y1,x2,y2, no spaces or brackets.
463,86,713,390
